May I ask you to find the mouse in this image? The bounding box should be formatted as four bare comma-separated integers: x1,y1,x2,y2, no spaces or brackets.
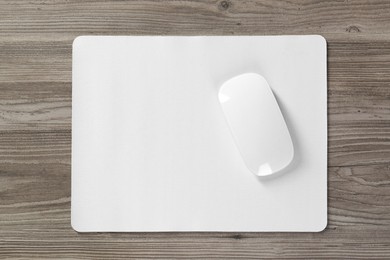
218,73,294,176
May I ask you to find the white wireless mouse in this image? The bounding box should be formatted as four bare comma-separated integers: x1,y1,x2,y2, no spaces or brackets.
219,73,294,176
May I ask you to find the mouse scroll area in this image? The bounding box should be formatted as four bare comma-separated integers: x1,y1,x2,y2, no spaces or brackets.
219,73,294,177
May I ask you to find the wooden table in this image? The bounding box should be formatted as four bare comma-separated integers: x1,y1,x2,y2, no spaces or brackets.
1,0,389,258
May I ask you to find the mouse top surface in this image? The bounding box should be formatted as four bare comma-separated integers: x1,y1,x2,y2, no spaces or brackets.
219,73,294,176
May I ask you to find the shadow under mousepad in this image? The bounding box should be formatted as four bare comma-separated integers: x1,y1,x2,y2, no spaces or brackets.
72,36,327,232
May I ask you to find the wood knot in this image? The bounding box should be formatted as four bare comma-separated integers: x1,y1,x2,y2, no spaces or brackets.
231,234,242,240
218,0,231,11
346,25,360,33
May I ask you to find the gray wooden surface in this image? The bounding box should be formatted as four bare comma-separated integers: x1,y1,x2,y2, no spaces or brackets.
1,0,390,259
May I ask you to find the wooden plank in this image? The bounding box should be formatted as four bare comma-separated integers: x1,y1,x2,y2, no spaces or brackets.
0,82,71,131
0,0,390,39
0,231,390,259
0,114,388,168
0,162,389,258
1,162,389,228
2,39,390,165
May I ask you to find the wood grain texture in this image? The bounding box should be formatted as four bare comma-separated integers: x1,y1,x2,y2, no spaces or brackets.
0,0,389,258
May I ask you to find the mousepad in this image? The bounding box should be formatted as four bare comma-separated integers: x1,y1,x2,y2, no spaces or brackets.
72,36,327,232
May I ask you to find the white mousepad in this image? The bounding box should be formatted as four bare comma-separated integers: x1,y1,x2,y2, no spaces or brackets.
72,36,327,232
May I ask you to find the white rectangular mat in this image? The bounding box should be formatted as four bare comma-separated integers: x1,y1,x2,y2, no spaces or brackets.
72,36,327,232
